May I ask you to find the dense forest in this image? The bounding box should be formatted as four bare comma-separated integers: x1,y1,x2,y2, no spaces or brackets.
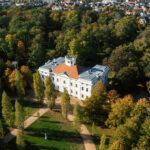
0,5,149,95
0,5,150,150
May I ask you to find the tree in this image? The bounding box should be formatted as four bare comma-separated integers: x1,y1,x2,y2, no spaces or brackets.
61,89,71,120
15,100,24,129
115,16,138,42
2,91,14,127
33,71,44,103
15,70,25,100
146,81,150,94
16,129,25,150
105,95,134,128
99,134,107,150
92,122,95,136
73,102,82,129
0,78,2,100
63,10,80,30
44,76,56,109
108,140,126,150
0,119,4,148
29,33,45,68
20,66,32,88
37,112,40,122
83,81,108,124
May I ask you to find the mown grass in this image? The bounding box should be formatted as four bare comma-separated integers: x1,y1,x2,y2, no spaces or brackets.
86,124,115,150
23,111,84,150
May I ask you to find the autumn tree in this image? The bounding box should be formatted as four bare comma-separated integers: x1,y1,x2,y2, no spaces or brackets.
33,71,44,103
99,134,107,150
15,70,25,100
44,76,56,109
2,91,14,127
105,95,134,128
108,140,126,150
108,98,150,149
16,129,25,150
83,81,109,124
15,100,24,129
73,102,82,129
20,65,32,88
61,89,71,120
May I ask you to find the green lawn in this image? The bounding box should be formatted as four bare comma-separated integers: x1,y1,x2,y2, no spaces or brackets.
86,124,115,150
24,111,85,150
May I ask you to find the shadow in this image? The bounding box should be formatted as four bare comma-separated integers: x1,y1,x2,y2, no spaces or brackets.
26,127,83,144
25,141,59,150
22,100,42,109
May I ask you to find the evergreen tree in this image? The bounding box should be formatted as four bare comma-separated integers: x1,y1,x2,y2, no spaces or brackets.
15,70,25,100
16,129,25,150
15,100,24,129
44,76,56,109
99,134,107,150
73,102,82,129
2,91,14,127
33,71,44,102
61,89,71,120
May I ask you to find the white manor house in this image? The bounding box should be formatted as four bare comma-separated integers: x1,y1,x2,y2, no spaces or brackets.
38,56,109,100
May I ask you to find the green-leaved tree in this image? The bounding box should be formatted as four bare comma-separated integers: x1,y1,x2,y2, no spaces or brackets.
83,81,109,124
16,129,25,150
99,134,107,150
2,91,14,127
15,70,25,100
33,71,44,103
73,102,82,129
61,89,71,120
44,76,56,109
15,100,24,129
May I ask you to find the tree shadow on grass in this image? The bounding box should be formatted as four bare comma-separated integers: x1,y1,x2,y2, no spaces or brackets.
26,127,83,144
25,141,59,150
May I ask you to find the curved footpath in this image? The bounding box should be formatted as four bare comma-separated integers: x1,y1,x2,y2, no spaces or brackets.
4,96,96,150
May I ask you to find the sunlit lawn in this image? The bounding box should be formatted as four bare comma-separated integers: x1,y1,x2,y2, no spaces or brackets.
86,124,115,150
24,111,85,150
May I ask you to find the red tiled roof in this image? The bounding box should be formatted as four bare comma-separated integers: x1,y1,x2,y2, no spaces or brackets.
52,62,84,79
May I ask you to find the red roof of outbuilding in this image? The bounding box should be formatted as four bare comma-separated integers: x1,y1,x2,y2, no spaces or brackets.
52,62,84,79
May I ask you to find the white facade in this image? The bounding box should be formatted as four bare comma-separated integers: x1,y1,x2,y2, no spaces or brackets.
103,0,118,3
38,56,109,100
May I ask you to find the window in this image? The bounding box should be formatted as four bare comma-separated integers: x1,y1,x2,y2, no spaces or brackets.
57,78,59,82
71,90,73,93
76,84,77,87
86,88,88,92
63,80,66,84
42,75,44,79
82,94,84,98
52,77,54,81
76,91,78,95
82,87,84,91
70,82,72,86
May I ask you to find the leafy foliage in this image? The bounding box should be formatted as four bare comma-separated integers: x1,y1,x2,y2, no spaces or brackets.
61,89,71,120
